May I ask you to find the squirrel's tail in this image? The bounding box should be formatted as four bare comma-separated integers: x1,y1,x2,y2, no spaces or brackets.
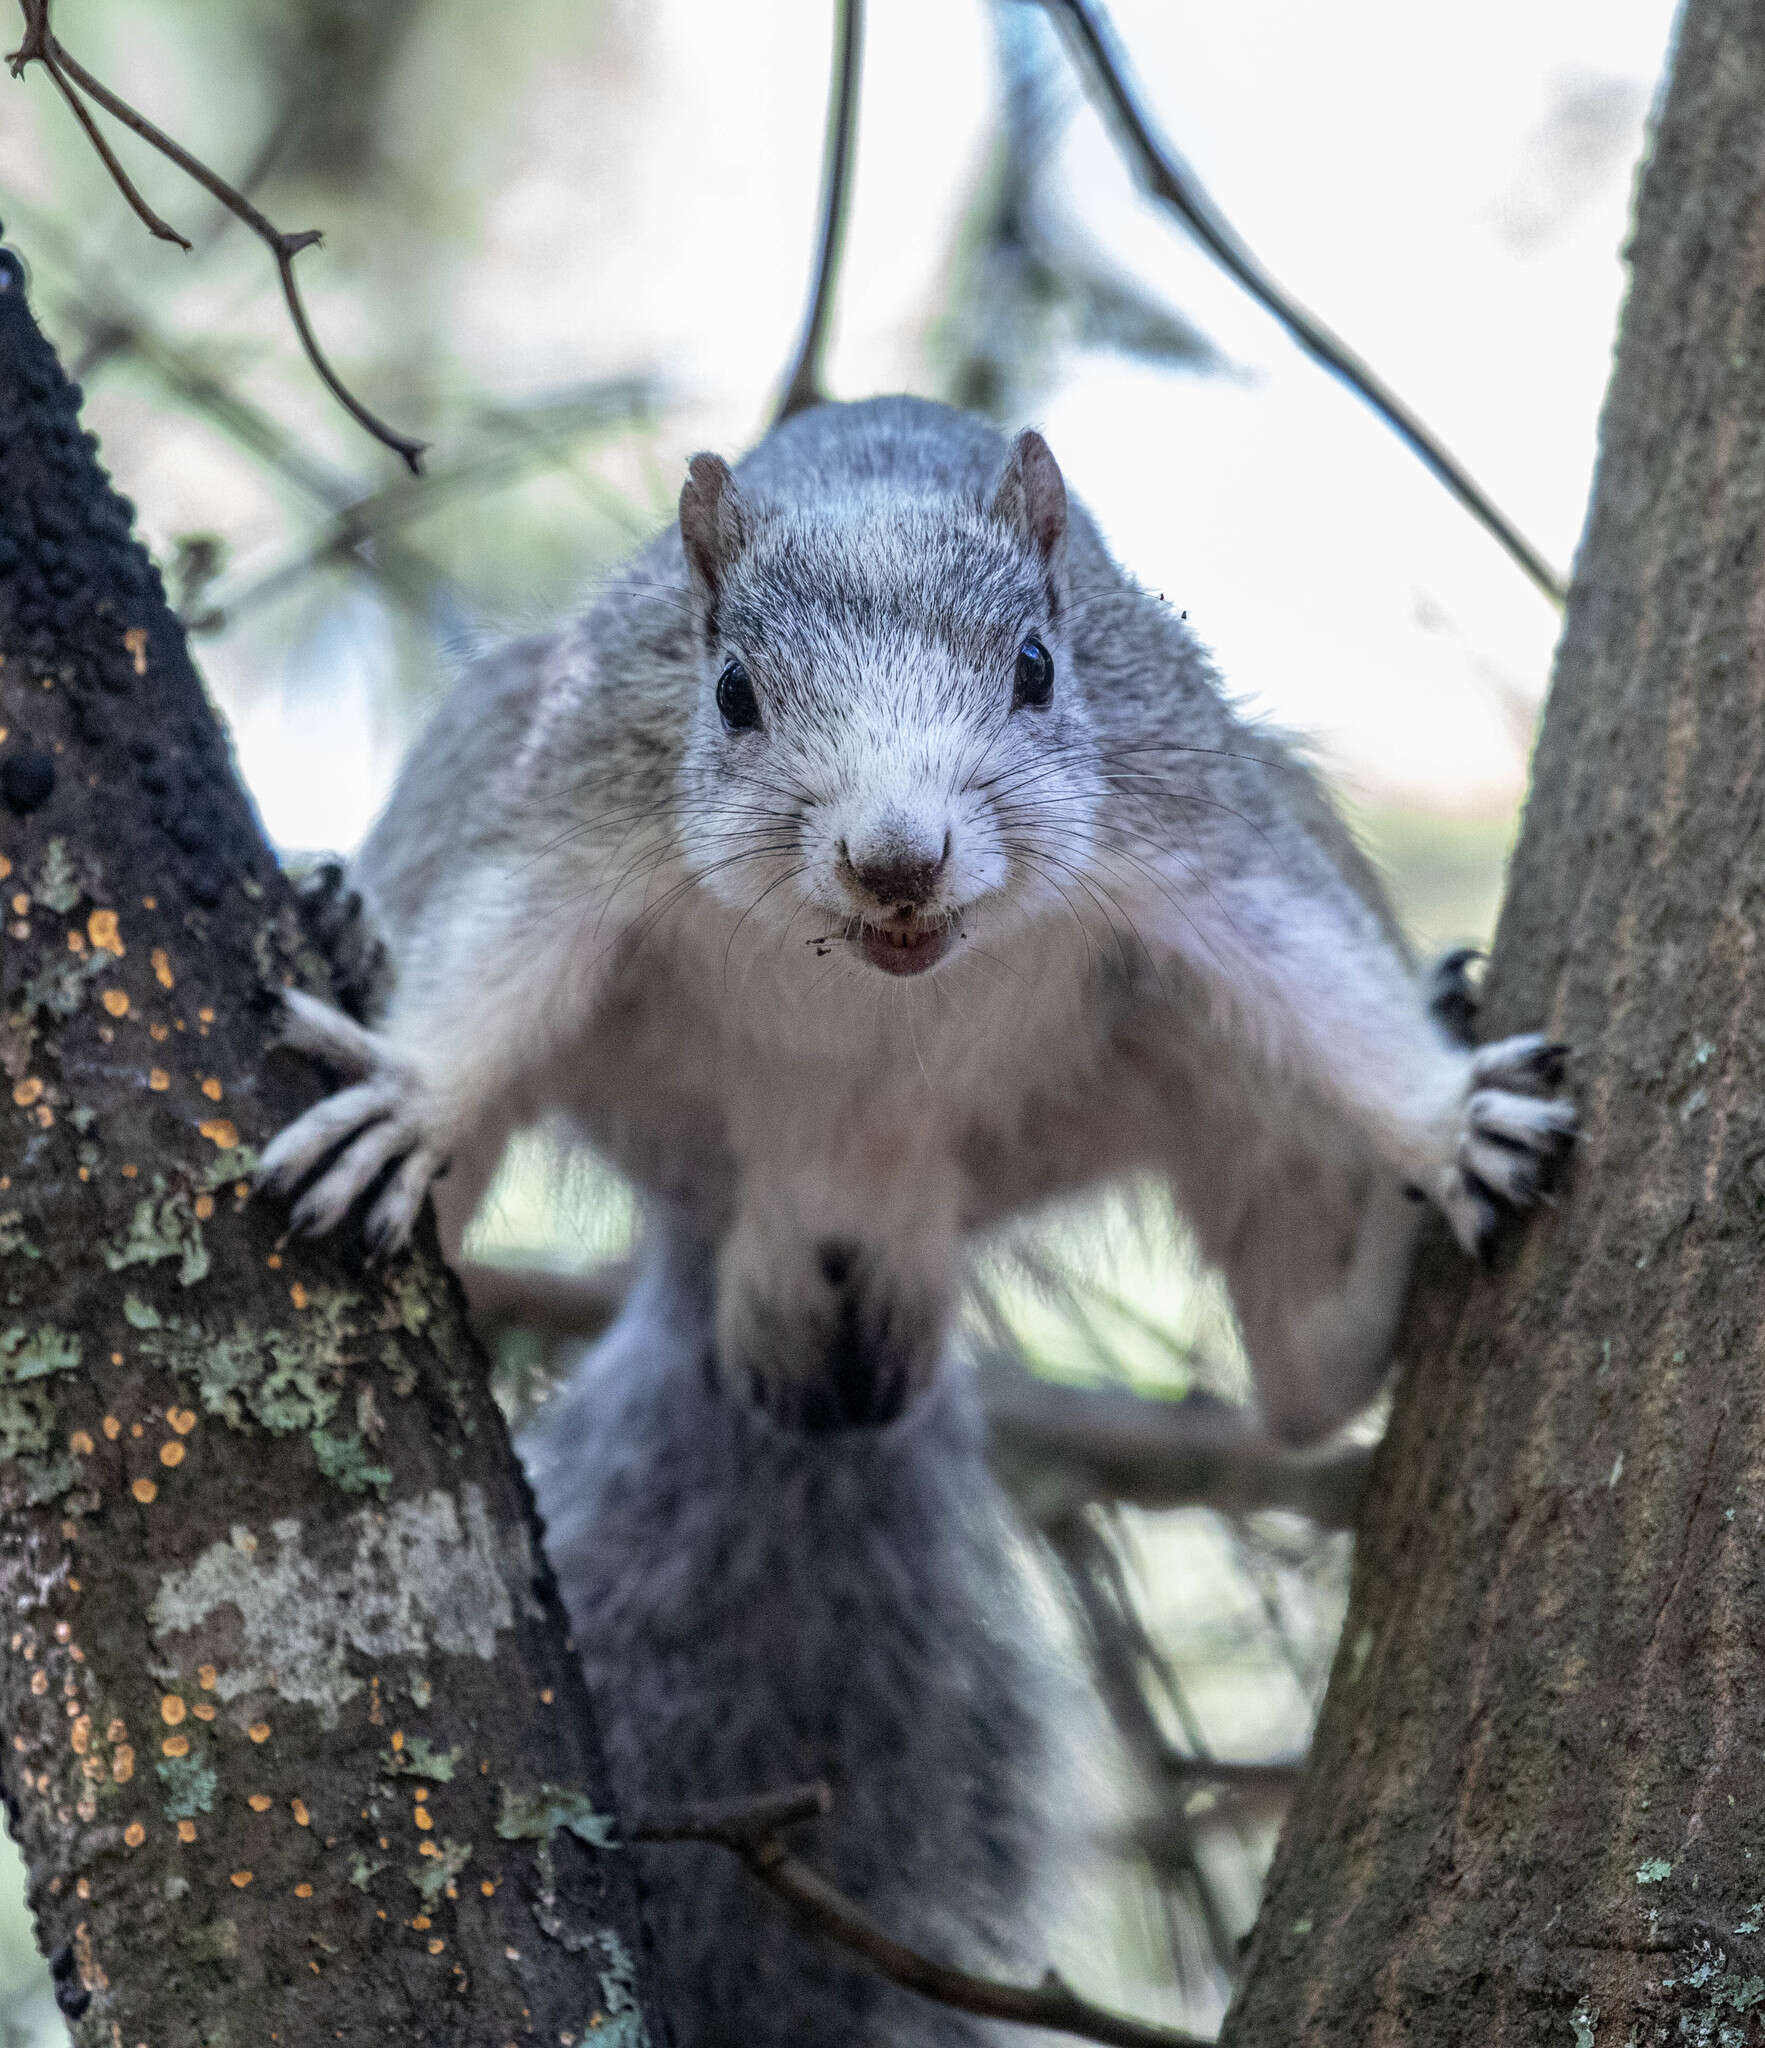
521,1225,1068,2046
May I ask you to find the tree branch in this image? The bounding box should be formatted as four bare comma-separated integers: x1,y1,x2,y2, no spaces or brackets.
630,1783,1206,2048
775,0,865,422
980,1354,1371,1527
7,0,427,472
1035,0,1568,607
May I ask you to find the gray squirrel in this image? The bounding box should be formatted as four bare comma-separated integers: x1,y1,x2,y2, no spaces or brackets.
263,392,1573,1446
262,393,1572,2041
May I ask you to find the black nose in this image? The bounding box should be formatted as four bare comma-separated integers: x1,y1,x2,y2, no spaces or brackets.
838,831,950,911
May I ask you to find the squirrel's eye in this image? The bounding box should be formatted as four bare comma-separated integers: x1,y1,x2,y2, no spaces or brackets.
716,658,762,732
1013,637,1055,710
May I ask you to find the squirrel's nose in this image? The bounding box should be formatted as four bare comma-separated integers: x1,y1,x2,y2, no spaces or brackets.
837,826,951,913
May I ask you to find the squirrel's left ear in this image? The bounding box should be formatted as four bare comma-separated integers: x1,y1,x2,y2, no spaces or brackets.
679,453,751,625
989,429,1068,610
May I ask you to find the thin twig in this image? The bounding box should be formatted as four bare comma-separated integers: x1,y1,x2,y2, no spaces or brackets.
629,1782,1204,2048
775,0,865,422
1036,0,1567,607
7,0,426,472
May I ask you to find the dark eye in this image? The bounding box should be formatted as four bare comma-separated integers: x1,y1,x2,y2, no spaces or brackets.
1013,636,1055,710
716,658,762,732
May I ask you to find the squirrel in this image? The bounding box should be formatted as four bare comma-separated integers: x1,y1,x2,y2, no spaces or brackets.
261,392,1574,1447
520,1227,1082,2045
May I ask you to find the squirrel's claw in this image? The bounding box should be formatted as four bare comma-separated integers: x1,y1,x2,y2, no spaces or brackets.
1432,1033,1577,1258
260,993,447,1253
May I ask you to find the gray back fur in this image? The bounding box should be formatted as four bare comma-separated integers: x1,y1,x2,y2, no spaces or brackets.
521,1229,1062,2046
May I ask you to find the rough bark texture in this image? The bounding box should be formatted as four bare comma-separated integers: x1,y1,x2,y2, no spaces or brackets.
1221,6,1765,2043
0,246,656,2043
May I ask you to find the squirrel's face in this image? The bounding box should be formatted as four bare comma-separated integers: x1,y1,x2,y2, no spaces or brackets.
674,430,1107,982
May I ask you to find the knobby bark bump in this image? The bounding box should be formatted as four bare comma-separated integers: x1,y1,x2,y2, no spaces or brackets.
1223,3,1765,2042
0,246,656,2041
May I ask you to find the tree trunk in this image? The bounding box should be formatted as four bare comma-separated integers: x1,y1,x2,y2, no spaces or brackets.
1221,5,1765,2042
0,246,657,2042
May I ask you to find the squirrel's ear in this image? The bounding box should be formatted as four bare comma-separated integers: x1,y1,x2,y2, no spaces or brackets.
679,453,750,617
989,429,1068,584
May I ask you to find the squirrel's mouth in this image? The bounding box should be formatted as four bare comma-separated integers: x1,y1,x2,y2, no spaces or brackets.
856,923,953,977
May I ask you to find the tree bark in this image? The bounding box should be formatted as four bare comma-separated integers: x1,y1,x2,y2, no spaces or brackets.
0,246,657,2041
1221,5,1765,2042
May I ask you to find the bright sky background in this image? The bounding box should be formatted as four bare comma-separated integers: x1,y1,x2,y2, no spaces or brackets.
4,0,1681,840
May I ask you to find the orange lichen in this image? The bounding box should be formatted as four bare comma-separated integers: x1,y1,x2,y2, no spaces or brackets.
28,1672,46,1697
417,1840,440,1859
289,1283,310,1311
123,1822,145,1849
169,1409,198,1437
11,1077,43,1108
0,855,8,880
159,1441,186,1469
66,930,84,955
247,1794,272,1813
294,1882,313,1899
198,1005,216,1024
120,1163,138,1178
411,1915,431,1931
149,1022,168,1042
32,1103,52,1130
197,1665,216,1690
427,1939,444,1956
234,1181,251,1200
87,909,124,957
201,1077,223,1102
9,892,27,916
192,1701,215,1723
131,1479,157,1505
101,1416,121,1441
177,1819,197,1843
199,1117,239,1149
70,1717,91,1755
266,1253,283,1270
480,1880,497,1898
291,1799,310,1827
69,1430,94,1457
193,1194,215,1221
100,989,129,1018
160,1696,187,1726
539,1689,554,1706
229,1870,253,1889
161,1735,189,1759
142,895,156,910
389,1728,403,1752
248,1723,271,1745
130,1422,143,1439
147,1070,170,1093
151,948,174,990
112,1747,134,1784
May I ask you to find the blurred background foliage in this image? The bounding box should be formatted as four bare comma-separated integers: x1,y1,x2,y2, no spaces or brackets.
0,0,1672,2036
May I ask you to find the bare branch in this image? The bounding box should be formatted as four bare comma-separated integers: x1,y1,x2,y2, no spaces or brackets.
1036,0,1568,607
980,1353,1371,1528
630,1783,1205,2048
8,0,427,472
776,0,865,422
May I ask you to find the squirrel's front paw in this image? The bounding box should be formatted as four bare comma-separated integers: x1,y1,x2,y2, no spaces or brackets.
1427,1034,1576,1257
258,991,451,1254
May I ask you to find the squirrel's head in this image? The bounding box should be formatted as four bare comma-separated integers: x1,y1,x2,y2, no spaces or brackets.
674,428,1106,981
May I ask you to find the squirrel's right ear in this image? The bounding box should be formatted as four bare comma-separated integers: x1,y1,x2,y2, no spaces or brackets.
679,454,750,621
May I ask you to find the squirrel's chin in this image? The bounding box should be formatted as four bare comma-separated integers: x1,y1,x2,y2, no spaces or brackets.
856,925,955,978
